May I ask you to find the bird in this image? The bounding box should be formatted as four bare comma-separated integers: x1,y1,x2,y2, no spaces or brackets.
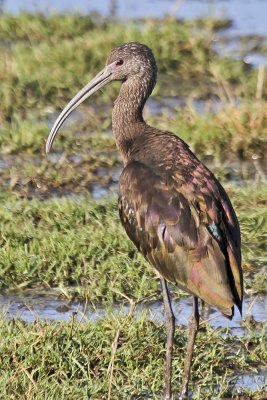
46,42,243,399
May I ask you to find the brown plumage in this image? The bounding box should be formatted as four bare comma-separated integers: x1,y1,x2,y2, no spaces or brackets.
46,42,243,400
118,131,242,318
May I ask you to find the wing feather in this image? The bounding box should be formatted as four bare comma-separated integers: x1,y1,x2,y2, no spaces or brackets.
118,160,243,318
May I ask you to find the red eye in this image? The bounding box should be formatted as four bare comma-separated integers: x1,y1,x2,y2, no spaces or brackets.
116,59,124,66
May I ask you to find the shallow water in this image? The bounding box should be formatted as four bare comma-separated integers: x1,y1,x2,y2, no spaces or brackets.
46,109,84,132
91,156,267,199
146,96,226,116
1,290,266,336
4,0,267,38
4,0,267,70
1,290,266,394
1,148,266,200
233,369,267,392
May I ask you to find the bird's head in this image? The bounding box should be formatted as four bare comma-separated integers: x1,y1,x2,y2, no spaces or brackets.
46,42,157,153
106,42,157,81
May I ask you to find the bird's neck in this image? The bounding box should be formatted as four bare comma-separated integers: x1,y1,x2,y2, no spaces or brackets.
112,76,154,161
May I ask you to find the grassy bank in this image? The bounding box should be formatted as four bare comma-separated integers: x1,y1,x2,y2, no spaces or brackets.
0,313,266,399
0,14,254,121
0,13,266,201
0,13,266,153
0,185,266,299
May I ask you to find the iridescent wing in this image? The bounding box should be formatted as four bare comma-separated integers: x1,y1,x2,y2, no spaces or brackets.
118,160,243,318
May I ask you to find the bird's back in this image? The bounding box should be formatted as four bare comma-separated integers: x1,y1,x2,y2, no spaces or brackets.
118,129,243,318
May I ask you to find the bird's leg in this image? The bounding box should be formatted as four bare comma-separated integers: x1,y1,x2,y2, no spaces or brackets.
179,296,199,400
160,278,175,400
200,299,210,322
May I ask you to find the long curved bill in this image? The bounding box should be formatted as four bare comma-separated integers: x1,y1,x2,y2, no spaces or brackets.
46,63,114,153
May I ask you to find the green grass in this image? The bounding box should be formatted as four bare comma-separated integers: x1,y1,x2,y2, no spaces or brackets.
0,192,156,300
0,185,266,299
0,13,263,123
0,12,266,399
1,97,267,159
149,100,267,160
0,13,265,195
0,313,266,399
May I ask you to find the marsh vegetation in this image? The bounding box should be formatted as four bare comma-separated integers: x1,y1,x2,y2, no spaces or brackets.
0,10,266,399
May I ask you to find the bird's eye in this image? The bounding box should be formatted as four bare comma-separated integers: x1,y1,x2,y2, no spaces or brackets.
116,59,124,66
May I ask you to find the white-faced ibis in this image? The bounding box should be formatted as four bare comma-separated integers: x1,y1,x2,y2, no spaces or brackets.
46,42,243,399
